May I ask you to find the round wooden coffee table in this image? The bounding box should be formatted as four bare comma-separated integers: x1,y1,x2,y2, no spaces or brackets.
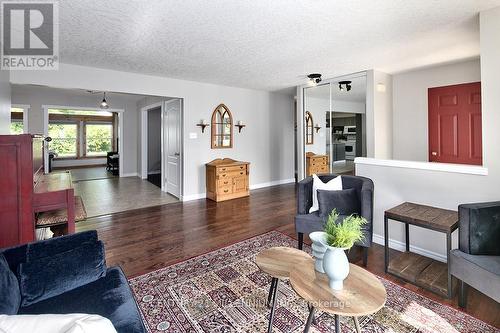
290,257,386,333
256,247,312,333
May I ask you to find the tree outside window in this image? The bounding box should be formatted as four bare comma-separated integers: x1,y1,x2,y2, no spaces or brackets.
10,107,24,134
48,123,78,157
86,123,113,156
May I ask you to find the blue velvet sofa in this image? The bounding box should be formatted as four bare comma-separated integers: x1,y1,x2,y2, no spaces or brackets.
0,231,146,333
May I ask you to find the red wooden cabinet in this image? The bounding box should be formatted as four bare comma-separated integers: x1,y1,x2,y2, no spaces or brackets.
428,82,482,165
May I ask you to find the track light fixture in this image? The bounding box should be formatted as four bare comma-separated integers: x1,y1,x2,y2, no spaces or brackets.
307,73,322,85
338,81,352,92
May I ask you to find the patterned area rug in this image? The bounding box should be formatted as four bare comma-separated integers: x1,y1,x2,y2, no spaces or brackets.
129,231,499,333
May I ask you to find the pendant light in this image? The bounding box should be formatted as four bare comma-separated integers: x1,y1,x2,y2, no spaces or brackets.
100,92,109,109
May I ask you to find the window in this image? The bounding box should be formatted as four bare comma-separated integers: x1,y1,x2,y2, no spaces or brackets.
10,107,24,134
85,123,113,156
48,123,78,158
47,108,116,159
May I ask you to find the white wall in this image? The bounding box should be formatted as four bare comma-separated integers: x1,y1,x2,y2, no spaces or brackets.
10,64,295,198
355,5,500,260
479,6,500,171
10,85,141,174
331,100,365,114
392,59,481,162
356,160,489,261
0,70,10,134
366,70,393,159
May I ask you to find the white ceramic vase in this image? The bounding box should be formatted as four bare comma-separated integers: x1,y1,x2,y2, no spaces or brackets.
308,231,327,273
322,244,349,290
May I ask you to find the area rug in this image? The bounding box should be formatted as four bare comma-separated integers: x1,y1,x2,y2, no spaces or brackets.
129,231,499,333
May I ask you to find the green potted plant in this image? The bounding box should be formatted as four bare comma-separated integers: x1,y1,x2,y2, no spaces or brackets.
320,209,367,290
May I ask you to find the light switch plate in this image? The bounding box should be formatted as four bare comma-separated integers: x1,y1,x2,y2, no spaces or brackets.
189,132,198,139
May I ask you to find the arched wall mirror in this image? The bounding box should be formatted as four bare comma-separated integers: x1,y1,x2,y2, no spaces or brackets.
305,111,314,145
211,104,233,148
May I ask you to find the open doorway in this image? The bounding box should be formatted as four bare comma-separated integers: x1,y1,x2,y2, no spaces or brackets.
141,98,183,199
146,107,161,187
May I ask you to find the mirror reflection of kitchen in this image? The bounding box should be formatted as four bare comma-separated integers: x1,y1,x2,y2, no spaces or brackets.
329,74,367,175
329,113,364,174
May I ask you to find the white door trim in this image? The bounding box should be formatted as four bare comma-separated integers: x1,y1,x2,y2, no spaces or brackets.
163,99,183,198
140,102,163,180
42,104,125,177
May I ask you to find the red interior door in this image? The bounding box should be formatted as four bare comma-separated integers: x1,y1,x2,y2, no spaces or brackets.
428,82,482,165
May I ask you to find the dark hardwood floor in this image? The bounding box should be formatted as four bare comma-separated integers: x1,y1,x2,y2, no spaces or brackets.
77,183,500,328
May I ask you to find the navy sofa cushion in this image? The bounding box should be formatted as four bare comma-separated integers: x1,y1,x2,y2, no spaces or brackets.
18,241,106,307
317,188,360,218
26,230,98,261
0,254,21,315
19,267,146,333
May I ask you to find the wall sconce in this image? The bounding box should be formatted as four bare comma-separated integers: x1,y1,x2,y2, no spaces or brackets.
314,124,321,133
235,120,246,133
196,119,209,133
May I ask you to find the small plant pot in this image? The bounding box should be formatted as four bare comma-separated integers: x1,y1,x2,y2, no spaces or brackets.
309,231,327,273
321,243,350,291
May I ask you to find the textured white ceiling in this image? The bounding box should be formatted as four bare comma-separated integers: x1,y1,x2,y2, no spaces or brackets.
58,0,500,91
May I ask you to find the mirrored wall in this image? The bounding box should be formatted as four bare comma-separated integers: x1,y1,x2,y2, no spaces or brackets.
302,73,367,176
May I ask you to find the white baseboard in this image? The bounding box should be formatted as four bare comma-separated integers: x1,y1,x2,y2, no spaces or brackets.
181,178,296,202
121,172,138,178
182,193,206,202
249,178,295,190
372,234,446,263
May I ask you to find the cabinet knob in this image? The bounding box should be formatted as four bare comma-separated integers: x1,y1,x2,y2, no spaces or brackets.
431,152,437,156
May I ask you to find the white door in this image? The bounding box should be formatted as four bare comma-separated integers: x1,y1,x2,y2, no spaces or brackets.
164,99,181,198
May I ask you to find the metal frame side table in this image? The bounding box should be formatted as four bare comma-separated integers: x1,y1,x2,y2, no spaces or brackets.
384,202,459,298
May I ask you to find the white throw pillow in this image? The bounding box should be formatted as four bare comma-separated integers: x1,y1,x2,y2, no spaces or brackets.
0,314,117,333
309,174,343,213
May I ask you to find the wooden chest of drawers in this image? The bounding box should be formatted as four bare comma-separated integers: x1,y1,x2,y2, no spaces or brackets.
206,158,250,202
306,153,330,176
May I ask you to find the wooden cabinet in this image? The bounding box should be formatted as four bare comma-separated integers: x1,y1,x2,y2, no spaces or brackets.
306,152,330,176
206,158,250,202
0,135,42,247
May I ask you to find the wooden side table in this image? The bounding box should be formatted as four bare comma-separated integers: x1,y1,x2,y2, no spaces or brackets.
384,202,459,298
290,258,386,333
256,247,311,333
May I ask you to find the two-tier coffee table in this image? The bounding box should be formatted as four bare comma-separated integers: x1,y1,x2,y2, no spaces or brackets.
256,247,312,333
290,257,386,333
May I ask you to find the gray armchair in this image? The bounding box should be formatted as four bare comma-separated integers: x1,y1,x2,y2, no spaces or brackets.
295,174,374,266
450,201,500,308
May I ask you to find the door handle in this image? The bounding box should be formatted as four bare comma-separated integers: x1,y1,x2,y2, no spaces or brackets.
174,152,180,156
431,152,437,156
